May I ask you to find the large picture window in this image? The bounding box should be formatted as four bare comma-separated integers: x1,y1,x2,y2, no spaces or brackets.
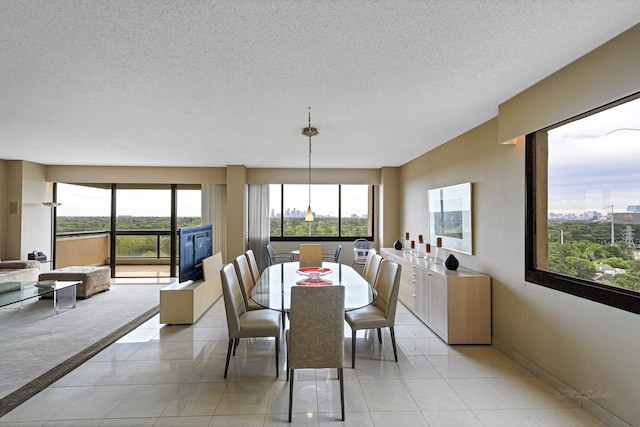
525,93,640,314
270,184,373,240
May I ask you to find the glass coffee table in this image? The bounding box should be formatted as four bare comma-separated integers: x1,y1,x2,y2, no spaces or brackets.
0,280,79,315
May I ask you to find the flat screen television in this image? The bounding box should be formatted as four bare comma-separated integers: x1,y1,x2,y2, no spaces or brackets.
178,224,213,282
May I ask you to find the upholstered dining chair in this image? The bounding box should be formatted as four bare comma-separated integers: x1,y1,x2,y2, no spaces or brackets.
267,243,293,266
287,285,346,422
233,254,262,311
322,244,342,263
362,252,383,287
298,244,323,268
245,249,261,284
345,259,401,368
220,263,281,378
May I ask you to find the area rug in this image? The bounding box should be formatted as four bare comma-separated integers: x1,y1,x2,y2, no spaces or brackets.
0,283,165,416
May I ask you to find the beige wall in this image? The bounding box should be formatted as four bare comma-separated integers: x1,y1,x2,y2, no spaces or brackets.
401,116,640,426
0,160,7,259
47,165,226,185
498,24,640,143
399,25,640,426
0,161,50,261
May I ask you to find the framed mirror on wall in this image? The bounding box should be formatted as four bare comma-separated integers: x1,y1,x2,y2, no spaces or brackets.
428,182,473,255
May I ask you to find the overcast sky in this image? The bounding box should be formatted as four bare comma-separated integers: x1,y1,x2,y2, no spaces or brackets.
548,96,640,215
56,185,201,217
56,183,368,217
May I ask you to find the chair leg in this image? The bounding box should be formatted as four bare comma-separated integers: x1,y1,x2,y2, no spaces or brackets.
224,339,233,378
390,327,398,362
275,337,280,378
377,328,382,343
339,367,345,421
232,338,239,356
288,369,294,422
351,330,356,368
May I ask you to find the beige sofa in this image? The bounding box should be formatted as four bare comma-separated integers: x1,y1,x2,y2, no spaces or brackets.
0,261,40,283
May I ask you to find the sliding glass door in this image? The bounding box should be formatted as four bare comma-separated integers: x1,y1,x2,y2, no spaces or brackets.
55,183,201,278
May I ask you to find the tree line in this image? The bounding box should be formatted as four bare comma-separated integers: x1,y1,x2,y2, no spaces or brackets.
57,216,201,257
548,220,640,292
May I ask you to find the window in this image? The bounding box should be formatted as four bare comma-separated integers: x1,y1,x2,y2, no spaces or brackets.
270,184,373,240
525,93,640,314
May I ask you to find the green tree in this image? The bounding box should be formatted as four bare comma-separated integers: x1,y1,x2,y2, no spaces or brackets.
605,274,640,291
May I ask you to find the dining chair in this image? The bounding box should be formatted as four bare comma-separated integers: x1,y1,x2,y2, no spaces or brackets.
233,254,262,311
352,238,371,270
220,263,281,378
299,244,323,268
322,244,342,263
360,249,376,274
245,249,261,283
345,259,401,368
267,243,293,265
362,252,382,287
287,285,345,422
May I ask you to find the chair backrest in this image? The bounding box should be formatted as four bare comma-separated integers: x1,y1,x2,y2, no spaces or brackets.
266,244,276,264
245,249,261,283
233,254,255,309
220,263,247,338
372,259,402,322
288,285,345,370
363,252,383,286
333,244,342,262
361,249,377,278
299,244,323,268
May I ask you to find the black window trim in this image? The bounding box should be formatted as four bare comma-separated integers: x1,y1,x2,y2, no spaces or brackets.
524,92,640,315
270,184,375,242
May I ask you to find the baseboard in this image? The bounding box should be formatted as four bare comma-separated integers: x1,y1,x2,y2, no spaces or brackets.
492,337,632,427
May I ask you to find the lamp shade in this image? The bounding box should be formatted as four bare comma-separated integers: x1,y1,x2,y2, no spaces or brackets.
305,206,314,222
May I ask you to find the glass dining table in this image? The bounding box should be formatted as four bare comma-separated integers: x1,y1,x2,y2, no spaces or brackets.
251,262,376,322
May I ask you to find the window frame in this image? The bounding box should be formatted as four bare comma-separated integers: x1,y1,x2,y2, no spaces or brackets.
270,184,375,242
524,93,640,315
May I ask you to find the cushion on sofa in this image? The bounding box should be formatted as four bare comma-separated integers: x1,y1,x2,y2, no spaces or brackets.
0,268,40,283
0,260,41,270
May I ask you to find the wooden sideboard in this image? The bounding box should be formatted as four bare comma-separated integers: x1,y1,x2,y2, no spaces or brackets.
380,248,491,344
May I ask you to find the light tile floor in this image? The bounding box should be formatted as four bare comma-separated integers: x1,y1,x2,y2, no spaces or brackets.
0,301,607,426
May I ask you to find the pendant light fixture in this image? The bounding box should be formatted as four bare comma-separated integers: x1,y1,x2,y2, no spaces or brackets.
302,107,317,222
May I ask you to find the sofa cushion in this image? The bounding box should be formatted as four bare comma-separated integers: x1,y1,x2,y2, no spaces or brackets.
0,268,40,283
0,260,41,270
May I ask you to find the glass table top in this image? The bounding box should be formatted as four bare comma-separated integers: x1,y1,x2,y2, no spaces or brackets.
251,262,375,312
0,281,79,308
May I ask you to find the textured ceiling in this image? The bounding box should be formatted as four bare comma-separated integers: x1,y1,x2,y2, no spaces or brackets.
1,1,639,169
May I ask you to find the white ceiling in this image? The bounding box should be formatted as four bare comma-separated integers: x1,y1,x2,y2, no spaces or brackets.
1,1,639,169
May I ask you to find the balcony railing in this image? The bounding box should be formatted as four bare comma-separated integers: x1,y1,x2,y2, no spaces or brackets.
56,230,174,269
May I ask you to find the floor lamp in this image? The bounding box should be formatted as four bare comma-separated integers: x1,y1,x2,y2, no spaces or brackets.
42,201,61,267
